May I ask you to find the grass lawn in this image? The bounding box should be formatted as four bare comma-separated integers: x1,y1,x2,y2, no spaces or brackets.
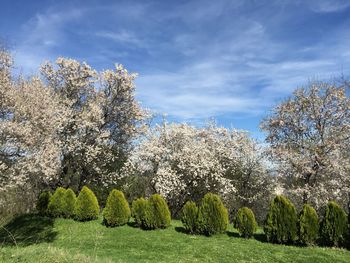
0,214,349,263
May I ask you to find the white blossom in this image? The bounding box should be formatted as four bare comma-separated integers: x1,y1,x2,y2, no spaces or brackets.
261,81,350,210
0,51,146,191
123,121,273,215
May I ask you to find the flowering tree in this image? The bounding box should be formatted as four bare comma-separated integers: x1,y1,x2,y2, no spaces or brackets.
123,121,273,217
41,58,146,189
225,134,275,222
261,81,350,210
0,50,145,193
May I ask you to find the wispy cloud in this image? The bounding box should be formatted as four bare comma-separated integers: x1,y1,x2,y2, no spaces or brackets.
96,30,143,47
307,0,350,13
136,57,342,119
135,2,349,120
2,0,350,134
12,8,85,74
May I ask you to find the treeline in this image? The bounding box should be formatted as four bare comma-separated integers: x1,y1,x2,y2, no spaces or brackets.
1,49,350,226
37,187,350,248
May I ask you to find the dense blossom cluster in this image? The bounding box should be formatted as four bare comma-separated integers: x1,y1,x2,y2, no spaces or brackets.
123,122,273,214
261,82,350,210
0,50,145,192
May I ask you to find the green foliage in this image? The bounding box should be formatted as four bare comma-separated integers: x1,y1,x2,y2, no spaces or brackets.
264,195,298,244
75,186,99,221
196,193,228,236
233,207,257,238
142,194,171,229
47,187,66,217
320,201,347,247
181,201,198,234
298,204,319,245
36,191,52,216
131,195,171,230
87,183,111,208
131,198,148,227
103,189,131,227
62,188,77,218
122,176,149,203
140,200,156,229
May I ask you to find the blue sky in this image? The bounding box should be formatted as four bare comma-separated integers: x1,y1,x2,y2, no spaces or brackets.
1,0,350,139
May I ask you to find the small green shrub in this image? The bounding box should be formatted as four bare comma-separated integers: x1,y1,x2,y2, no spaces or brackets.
63,188,77,218
143,194,171,229
36,191,52,216
131,195,171,230
233,207,257,238
75,186,99,221
181,201,198,234
264,195,298,244
132,198,148,227
197,193,228,236
298,204,319,245
103,189,131,227
320,201,347,247
47,187,66,217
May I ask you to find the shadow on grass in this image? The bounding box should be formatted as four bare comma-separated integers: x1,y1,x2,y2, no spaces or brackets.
174,226,188,234
226,231,240,238
253,232,268,243
226,231,268,243
226,230,298,246
0,214,57,246
175,226,213,237
127,221,139,228
252,232,300,247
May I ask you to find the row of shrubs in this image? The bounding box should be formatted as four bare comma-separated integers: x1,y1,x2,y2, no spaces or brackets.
37,186,100,221
37,187,349,248
37,186,172,229
180,194,349,248
264,195,349,247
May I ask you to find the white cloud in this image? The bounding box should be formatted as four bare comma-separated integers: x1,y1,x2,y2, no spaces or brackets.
7,0,350,127
136,56,342,120
307,0,350,13
13,8,85,74
96,30,143,47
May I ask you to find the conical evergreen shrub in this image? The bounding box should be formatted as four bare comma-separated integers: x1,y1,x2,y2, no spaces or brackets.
47,187,66,217
63,188,77,218
233,207,257,238
143,194,171,229
75,186,99,221
132,198,148,227
320,201,347,247
181,201,199,234
103,189,131,227
298,204,319,245
264,195,298,244
36,191,52,216
197,193,228,236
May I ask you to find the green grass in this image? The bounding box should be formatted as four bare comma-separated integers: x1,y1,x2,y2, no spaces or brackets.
0,214,349,263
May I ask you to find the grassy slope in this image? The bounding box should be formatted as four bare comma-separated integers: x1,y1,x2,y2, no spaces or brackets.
0,215,349,263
